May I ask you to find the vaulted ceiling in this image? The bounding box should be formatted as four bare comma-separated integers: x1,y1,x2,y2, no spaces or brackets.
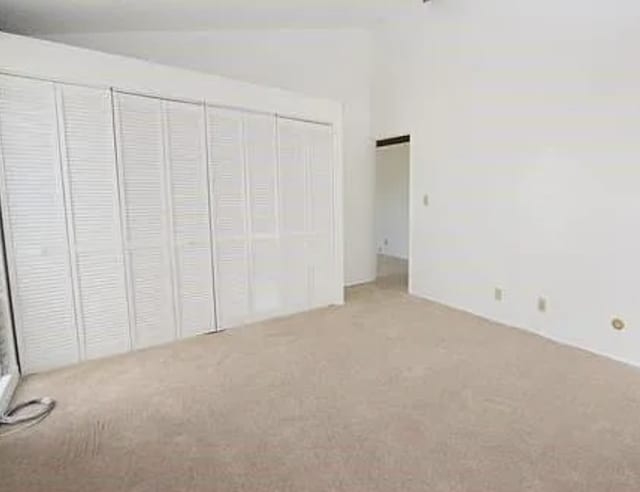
0,0,426,35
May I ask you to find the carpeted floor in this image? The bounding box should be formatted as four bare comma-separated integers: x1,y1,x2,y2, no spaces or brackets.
2,275,640,491
376,253,408,288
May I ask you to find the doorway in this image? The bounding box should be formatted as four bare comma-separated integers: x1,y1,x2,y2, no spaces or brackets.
375,136,410,291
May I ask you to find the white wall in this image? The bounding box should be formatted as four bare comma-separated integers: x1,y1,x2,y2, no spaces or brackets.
373,0,640,366
42,29,377,287
375,143,409,260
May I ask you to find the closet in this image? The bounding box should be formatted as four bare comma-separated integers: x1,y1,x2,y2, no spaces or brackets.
0,73,339,374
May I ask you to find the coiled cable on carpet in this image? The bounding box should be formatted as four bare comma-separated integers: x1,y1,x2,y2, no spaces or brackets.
0,397,55,438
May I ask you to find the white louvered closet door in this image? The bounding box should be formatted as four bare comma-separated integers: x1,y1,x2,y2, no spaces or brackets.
57,84,131,360
307,123,336,308
164,101,216,337
0,75,79,373
245,113,281,319
277,117,338,313
207,107,250,329
277,118,310,313
114,93,176,349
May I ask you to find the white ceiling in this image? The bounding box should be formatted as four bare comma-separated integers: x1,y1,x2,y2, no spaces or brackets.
0,0,426,35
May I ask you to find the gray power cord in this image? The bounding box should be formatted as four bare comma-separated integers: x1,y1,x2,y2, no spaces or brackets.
0,397,56,438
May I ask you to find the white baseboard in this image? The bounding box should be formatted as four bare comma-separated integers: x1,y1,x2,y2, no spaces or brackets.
412,290,640,371
0,373,18,416
345,276,376,288
377,253,409,261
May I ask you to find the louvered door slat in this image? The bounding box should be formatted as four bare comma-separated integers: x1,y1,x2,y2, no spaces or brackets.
208,108,246,239
307,123,336,307
59,85,131,359
244,113,280,317
115,93,176,349
245,113,278,236
277,118,311,315
0,75,79,373
207,107,250,328
215,239,250,328
280,236,309,313
277,119,307,235
308,124,334,235
165,101,215,337
252,238,281,317
307,234,334,308
277,118,338,314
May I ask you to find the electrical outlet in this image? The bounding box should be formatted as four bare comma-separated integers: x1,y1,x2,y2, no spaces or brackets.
384,238,389,246
494,288,503,301
538,297,547,313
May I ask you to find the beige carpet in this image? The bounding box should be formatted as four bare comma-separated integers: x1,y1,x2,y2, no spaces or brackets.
376,254,408,289
2,277,640,491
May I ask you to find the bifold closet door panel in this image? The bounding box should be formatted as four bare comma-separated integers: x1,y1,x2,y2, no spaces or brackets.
307,123,336,307
277,117,337,312
280,236,310,312
277,118,311,312
58,85,131,360
251,238,281,315
307,235,334,308
277,118,307,236
207,107,249,328
308,124,334,237
245,113,280,317
215,239,250,327
0,75,79,373
245,113,278,236
207,108,247,239
114,93,176,349
165,101,216,337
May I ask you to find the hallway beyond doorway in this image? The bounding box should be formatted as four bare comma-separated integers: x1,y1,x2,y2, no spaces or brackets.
376,254,408,292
